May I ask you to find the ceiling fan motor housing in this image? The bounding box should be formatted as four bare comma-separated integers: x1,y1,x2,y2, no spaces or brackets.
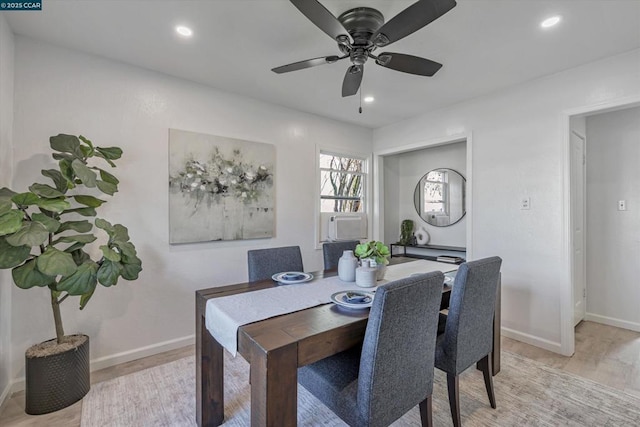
337,7,384,64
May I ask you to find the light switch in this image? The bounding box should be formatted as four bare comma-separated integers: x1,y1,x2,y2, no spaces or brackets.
520,197,530,210
618,200,626,211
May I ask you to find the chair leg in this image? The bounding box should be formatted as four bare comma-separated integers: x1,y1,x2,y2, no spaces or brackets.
419,395,433,427
446,373,462,427
478,353,497,409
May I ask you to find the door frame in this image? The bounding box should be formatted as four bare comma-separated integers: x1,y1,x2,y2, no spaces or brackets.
570,128,586,326
561,95,640,356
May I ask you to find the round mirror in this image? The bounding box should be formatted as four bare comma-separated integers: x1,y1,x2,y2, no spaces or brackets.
413,168,466,227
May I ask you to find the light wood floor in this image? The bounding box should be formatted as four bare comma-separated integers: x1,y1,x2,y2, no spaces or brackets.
1,321,639,426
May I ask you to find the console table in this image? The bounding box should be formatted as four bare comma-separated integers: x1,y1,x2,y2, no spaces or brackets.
390,243,466,264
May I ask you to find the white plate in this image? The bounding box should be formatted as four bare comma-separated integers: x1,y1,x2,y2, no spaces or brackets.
330,291,375,309
444,275,454,285
271,271,313,284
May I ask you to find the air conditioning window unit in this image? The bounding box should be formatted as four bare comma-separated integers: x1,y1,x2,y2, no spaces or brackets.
328,215,367,241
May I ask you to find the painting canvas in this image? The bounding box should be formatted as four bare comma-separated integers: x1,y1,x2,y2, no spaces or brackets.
169,129,275,244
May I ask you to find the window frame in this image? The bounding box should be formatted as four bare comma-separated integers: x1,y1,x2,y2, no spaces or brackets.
315,145,371,248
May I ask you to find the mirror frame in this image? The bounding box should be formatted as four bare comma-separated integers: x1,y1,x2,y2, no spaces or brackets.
413,168,466,227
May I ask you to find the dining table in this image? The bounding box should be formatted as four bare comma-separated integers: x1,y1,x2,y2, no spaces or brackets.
195,256,501,427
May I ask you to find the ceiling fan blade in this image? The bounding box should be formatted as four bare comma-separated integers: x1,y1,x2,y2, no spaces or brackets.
342,65,363,97
290,0,352,43
375,52,442,76
272,55,341,74
372,0,457,47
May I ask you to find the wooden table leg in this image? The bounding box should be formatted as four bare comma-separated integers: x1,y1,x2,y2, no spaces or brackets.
196,309,224,426
250,342,298,427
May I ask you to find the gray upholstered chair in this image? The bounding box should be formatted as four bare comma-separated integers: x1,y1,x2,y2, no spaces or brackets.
322,240,360,270
435,256,502,427
247,246,304,282
298,271,445,427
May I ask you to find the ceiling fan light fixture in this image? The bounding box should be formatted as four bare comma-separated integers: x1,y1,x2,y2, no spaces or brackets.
363,96,375,103
175,25,193,38
540,16,561,29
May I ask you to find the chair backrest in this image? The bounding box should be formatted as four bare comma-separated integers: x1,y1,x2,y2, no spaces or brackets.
247,246,304,282
441,256,502,374
322,240,360,270
357,271,444,426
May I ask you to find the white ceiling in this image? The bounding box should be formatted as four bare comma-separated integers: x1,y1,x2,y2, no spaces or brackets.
5,0,640,129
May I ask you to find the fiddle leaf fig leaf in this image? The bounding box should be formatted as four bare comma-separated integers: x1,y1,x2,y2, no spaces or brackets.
97,259,121,287
29,183,65,199
50,134,84,159
79,286,96,310
0,187,17,198
0,197,14,214
70,249,91,266
12,259,55,289
100,245,121,262
112,224,130,243
36,197,71,213
36,247,77,277
0,236,31,268
62,207,96,217
58,159,76,186
78,135,94,149
57,261,98,295
73,195,106,207
41,169,69,192
0,210,24,236
11,192,39,207
95,217,113,231
71,159,97,187
96,180,117,196
95,146,122,160
32,212,60,233
98,169,119,185
52,234,97,245
57,220,92,234
5,221,49,247
120,261,142,281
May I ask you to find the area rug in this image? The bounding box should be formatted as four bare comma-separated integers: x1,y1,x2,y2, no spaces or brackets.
81,351,640,426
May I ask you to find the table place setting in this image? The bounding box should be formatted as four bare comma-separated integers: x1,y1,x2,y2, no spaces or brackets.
205,259,459,355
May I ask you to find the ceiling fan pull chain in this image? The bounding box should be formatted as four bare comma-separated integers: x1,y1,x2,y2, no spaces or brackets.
359,86,363,114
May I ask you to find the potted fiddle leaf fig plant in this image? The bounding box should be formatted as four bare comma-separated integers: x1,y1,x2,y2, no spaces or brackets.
355,240,390,280
0,134,142,415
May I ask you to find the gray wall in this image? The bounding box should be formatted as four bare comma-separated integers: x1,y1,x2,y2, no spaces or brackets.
0,13,14,404
586,106,640,330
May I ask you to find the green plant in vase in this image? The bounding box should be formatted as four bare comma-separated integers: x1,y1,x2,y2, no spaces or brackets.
0,133,142,414
355,240,390,281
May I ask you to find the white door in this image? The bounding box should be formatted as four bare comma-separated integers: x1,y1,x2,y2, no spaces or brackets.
571,130,586,326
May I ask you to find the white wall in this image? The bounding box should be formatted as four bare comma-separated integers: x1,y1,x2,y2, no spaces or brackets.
374,49,640,352
585,106,640,330
9,37,372,382
0,13,15,405
383,141,466,246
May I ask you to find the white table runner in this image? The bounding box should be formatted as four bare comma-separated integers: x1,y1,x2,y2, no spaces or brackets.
205,259,458,355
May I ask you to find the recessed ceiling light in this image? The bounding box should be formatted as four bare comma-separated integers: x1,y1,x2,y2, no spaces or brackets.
363,96,375,103
175,25,193,38
540,16,561,29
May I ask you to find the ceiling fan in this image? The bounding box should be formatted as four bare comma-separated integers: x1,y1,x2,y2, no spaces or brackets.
272,0,457,97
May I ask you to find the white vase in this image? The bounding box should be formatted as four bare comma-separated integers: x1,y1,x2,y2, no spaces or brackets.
355,260,376,288
338,250,358,282
375,264,387,281
415,227,430,245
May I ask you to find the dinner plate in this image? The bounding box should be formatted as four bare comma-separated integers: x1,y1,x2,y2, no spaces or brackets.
271,271,313,284
330,291,375,309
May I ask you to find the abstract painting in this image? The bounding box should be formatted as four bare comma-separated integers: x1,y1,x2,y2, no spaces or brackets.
169,129,275,243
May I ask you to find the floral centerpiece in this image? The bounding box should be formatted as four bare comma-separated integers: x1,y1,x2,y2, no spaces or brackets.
355,241,390,280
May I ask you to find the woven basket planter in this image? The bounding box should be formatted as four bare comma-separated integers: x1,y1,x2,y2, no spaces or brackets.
25,334,90,415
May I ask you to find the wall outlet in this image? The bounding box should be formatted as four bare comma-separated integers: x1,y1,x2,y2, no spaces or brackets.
520,197,530,210
618,200,626,211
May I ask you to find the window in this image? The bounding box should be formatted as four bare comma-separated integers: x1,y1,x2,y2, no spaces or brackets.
317,150,368,243
319,152,365,212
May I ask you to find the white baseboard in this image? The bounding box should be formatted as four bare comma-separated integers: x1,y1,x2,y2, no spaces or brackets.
501,327,563,354
585,313,640,332
0,381,11,415
10,334,195,394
